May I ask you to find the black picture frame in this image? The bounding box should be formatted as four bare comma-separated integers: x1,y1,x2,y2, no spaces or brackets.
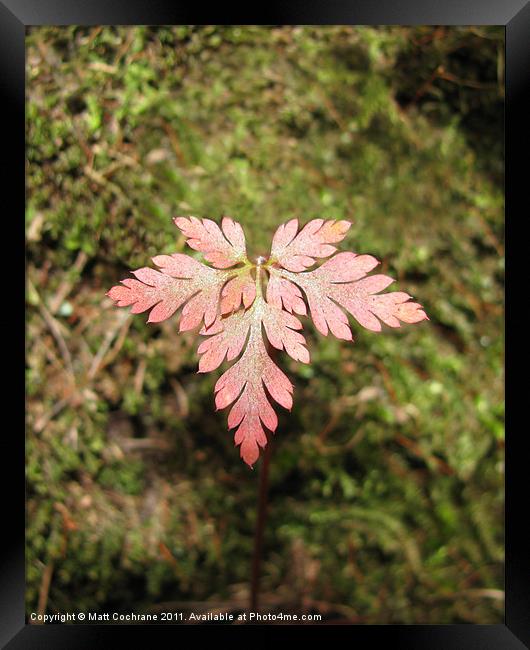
10,1,526,646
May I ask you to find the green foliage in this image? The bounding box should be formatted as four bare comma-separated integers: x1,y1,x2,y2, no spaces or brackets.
26,26,503,623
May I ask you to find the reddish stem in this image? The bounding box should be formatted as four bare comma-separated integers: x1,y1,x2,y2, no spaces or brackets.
250,432,272,612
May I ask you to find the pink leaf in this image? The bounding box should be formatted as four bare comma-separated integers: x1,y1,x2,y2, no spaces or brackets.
174,216,247,268
198,293,308,466
316,251,379,282
151,253,205,278
106,258,235,328
266,274,307,315
275,252,428,337
270,218,351,271
220,272,256,315
107,216,428,467
106,270,193,323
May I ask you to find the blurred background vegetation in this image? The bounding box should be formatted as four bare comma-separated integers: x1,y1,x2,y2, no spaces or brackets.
26,26,504,624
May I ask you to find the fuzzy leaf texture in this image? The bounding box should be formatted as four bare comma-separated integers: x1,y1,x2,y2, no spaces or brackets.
107,217,428,467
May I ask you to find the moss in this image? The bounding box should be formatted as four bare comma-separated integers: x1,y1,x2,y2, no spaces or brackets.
26,26,503,623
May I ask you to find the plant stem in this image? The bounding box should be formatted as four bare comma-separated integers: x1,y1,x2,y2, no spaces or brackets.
250,432,272,612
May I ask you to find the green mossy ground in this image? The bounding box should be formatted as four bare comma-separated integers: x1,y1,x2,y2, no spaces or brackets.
26,26,504,623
